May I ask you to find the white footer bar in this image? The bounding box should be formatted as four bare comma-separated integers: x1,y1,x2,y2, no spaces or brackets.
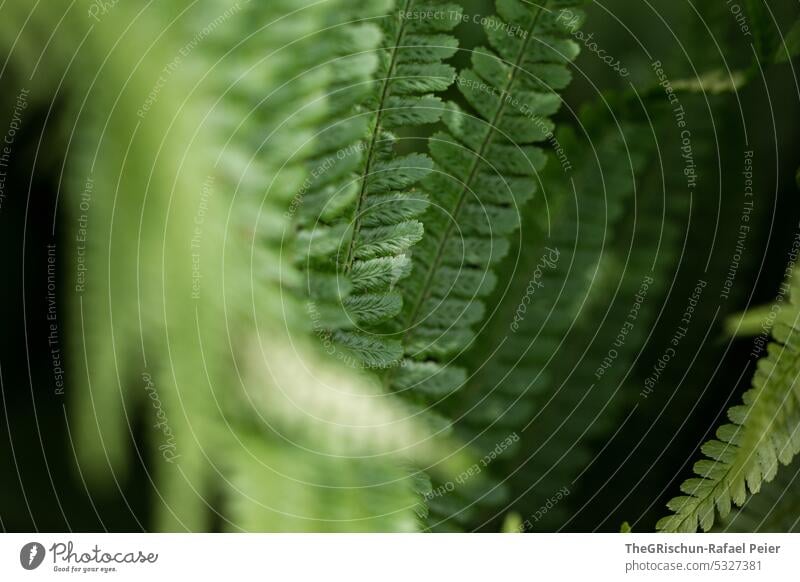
1,534,797,580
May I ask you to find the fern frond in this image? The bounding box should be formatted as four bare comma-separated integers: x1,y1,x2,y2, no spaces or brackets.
386,0,586,409
293,0,462,370
657,267,800,532
378,0,589,530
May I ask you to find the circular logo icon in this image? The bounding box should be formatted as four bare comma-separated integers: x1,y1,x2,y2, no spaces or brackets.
20,542,46,570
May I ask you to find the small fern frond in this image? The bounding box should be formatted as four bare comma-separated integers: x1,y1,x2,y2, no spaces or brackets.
657,267,800,532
